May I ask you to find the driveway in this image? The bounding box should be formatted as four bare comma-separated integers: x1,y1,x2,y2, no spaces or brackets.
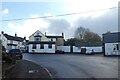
23,53,119,78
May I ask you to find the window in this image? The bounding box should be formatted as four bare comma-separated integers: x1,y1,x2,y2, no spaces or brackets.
48,44,52,48
40,44,44,49
10,40,13,44
113,44,120,51
116,44,119,50
51,39,53,41
36,37,40,41
32,44,36,49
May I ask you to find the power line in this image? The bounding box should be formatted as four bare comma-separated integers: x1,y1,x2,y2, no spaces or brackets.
1,6,118,22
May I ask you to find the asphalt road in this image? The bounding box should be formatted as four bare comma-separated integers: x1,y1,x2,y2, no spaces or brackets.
23,53,119,79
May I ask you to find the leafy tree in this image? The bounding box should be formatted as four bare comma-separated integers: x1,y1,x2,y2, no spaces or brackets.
65,38,79,46
84,31,101,42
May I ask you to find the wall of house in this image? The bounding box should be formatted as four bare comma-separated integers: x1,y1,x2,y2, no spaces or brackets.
28,44,55,53
48,38,56,42
7,40,23,48
56,38,64,46
7,45,17,52
105,42,120,55
0,34,7,50
29,31,49,41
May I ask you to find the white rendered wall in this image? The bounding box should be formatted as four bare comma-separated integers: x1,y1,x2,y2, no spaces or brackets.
57,46,70,52
105,43,120,55
29,44,55,53
73,46,81,53
0,34,7,49
86,47,102,53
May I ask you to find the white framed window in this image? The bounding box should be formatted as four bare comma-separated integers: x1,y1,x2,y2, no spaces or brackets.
40,44,44,49
113,43,120,51
32,44,36,49
48,44,52,48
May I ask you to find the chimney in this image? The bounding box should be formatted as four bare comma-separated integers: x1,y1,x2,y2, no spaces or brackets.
45,32,46,36
1,31,4,34
24,36,26,40
62,32,64,37
15,33,17,37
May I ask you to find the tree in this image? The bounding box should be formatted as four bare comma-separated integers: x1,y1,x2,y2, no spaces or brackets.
84,31,101,42
74,26,101,42
74,27,88,40
64,38,79,46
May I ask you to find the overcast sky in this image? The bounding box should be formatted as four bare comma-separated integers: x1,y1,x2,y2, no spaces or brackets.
0,0,120,40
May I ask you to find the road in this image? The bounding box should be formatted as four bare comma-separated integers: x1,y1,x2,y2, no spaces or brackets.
23,53,119,78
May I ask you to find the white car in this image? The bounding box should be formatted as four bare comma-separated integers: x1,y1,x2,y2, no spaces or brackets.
86,49,94,55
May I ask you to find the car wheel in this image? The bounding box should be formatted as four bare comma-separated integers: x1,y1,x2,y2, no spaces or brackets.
20,55,23,59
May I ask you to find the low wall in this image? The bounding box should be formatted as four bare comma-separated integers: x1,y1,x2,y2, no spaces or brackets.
57,46,102,53
57,46,81,53
57,46,70,52
86,47,102,52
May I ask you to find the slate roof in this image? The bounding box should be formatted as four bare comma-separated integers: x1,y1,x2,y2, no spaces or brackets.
46,36,63,38
3,34,24,42
7,44,17,46
103,32,120,43
27,41,55,44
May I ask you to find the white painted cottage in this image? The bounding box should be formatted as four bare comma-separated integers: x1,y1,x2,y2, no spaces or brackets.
103,32,120,56
0,31,26,52
27,30,64,53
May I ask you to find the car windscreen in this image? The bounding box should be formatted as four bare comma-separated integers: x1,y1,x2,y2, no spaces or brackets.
9,49,21,53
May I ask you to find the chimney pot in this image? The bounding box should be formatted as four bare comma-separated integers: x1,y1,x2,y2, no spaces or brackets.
15,33,17,37
45,32,46,36
24,36,26,40
1,31,4,34
62,32,64,37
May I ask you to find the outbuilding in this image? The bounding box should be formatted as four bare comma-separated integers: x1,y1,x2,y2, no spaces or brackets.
103,32,120,56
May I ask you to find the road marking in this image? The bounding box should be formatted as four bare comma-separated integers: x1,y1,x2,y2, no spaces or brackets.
28,70,39,74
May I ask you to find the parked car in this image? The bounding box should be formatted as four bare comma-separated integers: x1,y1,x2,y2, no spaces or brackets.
56,50,64,54
9,49,23,60
86,49,94,55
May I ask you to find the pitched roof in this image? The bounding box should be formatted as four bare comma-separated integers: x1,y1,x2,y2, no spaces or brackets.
103,32,120,43
3,34,24,42
46,36,63,38
29,30,44,38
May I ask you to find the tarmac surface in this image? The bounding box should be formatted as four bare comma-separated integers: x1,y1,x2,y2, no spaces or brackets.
3,60,52,79
23,53,119,79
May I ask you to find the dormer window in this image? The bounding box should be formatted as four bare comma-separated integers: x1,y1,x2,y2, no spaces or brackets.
34,33,41,41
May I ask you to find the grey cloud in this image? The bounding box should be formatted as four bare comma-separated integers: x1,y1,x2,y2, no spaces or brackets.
74,8,118,36
43,8,117,39
46,18,71,34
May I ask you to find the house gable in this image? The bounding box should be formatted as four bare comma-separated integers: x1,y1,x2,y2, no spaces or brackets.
29,30,49,41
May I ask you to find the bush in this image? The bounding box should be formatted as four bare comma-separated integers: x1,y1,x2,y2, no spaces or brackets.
2,46,6,51
2,52,16,64
2,55,12,64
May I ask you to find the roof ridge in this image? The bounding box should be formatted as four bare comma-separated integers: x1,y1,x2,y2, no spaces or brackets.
3,33,24,42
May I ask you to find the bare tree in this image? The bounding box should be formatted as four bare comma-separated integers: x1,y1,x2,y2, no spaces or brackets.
74,27,90,40
74,26,101,42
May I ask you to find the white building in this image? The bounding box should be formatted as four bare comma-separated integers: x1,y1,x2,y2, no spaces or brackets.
0,31,26,52
27,30,64,53
103,32,120,56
